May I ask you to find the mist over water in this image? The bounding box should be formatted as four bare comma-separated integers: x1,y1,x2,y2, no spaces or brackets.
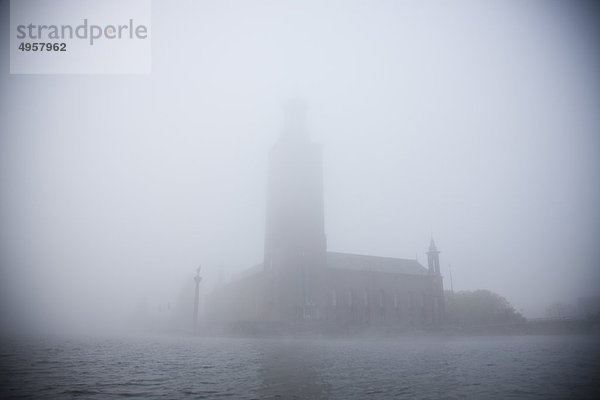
1,0,599,333
1,0,600,398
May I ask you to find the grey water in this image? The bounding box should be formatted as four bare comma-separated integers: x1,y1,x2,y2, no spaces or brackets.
1,334,599,399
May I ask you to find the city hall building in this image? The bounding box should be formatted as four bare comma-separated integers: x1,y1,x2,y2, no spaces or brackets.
208,101,445,333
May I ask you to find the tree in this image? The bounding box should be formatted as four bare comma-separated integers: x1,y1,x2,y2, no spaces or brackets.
445,289,526,327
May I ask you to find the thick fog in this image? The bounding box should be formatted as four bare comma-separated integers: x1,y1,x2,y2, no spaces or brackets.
1,0,599,335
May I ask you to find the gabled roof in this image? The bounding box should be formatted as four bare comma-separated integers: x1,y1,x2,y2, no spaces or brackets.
232,263,263,281
327,251,429,275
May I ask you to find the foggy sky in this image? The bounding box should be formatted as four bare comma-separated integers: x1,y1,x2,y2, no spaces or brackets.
1,0,599,333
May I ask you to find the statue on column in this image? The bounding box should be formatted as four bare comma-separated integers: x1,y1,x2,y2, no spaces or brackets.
194,266,202,329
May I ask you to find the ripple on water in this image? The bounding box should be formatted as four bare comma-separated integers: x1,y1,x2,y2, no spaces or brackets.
0,335,599,399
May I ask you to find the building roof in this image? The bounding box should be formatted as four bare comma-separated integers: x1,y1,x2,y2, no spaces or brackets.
232,263,263,281
327,251,429,275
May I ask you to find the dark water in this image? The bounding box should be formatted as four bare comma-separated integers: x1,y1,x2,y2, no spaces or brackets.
1,334,599,399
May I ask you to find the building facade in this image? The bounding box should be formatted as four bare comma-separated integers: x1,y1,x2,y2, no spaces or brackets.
208,100,445,332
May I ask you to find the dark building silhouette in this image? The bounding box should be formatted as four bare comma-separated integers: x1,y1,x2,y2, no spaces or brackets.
209,100,445,332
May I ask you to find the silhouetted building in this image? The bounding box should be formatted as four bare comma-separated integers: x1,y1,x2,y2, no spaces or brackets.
208,100,445,332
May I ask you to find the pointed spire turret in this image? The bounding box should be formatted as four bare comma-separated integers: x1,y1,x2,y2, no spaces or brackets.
429,237,438,252
427,237,441,275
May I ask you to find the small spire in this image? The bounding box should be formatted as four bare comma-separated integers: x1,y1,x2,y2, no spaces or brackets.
428,237,438,252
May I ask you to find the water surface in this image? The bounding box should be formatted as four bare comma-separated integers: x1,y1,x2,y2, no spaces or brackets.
1,334,598,399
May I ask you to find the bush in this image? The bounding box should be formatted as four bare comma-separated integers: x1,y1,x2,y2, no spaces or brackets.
445,289,526,327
